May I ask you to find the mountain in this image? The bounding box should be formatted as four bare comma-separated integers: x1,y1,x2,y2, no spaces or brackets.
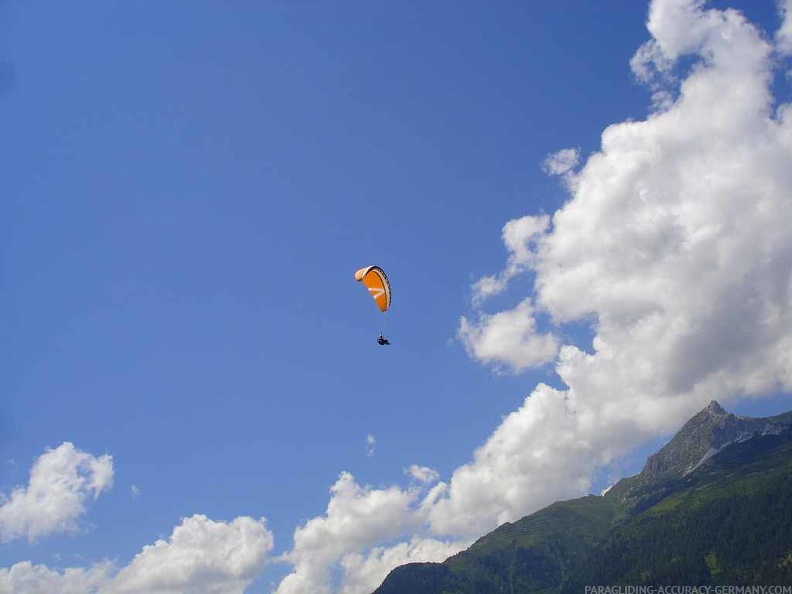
607,401,792,511
373,401,792,593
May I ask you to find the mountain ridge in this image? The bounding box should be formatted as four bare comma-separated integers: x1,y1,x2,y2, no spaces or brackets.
607,401,792,510
373,400,792,593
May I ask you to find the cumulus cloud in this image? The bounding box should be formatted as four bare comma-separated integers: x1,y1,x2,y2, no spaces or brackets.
543,148,580,176
0,515,274,594
272,471,469,594
273,0,792,591
630,38,677,111
543,148,581,189
427,383,603,537
339,536,469,594
0,561,114,594
0,442,113,542
406,465,440,485
275,472,425,594
459,299,559,373
108,515,273,594
472,215,550,303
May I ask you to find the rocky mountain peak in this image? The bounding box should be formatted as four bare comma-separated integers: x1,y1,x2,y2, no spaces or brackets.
704,400,727,416
638,401,792,484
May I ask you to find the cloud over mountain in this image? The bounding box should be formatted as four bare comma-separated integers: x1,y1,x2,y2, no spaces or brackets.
447,0,792,535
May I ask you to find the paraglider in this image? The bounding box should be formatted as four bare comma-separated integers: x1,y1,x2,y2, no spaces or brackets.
355,265,392,345
354,265,391,312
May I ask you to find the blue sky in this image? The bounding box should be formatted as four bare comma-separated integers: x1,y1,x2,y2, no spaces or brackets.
1,1,791,592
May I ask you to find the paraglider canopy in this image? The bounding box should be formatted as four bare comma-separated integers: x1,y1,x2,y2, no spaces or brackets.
354,265,391,312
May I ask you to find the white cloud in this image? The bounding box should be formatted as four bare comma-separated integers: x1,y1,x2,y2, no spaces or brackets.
472,215,550,303
0,515,274,594
365,434,376,458
406,465,440,485
130,485,140,499
630,38,677,111
543,148,580,176
276,472,423,594
543,148,581,190
339,536,469,594
0,443,113,543
459,299,559,373
107,514,273,594
428,383,608,537
0,560,114,594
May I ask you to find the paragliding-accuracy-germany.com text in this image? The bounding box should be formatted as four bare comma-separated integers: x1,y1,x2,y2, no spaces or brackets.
583,586,792,594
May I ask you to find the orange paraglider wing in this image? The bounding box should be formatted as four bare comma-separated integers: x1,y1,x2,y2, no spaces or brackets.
355,265,391,312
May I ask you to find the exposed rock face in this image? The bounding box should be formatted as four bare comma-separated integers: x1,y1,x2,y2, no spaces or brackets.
640,401,792,482
607,401,792,509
